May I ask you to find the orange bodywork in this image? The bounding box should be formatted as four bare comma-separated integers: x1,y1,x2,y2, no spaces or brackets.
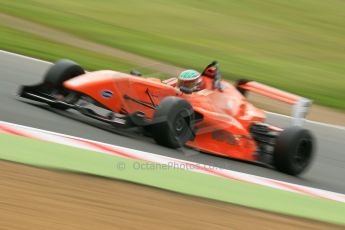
64,70,269,161
65,70,180,118
181,80,265,160
238,81,300,104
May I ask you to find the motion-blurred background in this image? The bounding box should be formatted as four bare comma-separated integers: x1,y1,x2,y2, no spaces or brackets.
1,0,344,111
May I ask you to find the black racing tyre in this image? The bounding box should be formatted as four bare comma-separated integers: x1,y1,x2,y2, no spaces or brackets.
44,59,85,89
273,126,315,176
43,59,84,110
150,97,195,148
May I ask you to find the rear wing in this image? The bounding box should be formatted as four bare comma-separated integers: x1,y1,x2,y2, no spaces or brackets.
235,80,312,126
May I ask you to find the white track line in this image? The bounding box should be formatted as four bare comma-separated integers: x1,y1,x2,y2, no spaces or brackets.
1,49,344,130
0,120,344,203
1,49,51,64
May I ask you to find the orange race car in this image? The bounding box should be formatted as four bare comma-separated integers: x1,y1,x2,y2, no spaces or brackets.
19,60,315,176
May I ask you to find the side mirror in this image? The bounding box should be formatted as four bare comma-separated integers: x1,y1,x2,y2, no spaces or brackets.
179,86,193,94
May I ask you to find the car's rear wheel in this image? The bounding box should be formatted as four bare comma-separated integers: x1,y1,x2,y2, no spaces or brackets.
44,59,84,110
273,126,314,176
149,97,195,148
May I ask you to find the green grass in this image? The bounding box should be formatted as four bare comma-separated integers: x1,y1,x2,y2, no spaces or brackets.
0,24,136,72
0,0,344,109
1,132,345,225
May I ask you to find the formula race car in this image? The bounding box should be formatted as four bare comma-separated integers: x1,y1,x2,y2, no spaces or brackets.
19,60,315,176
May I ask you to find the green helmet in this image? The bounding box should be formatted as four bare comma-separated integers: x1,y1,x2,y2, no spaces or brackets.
177,70,203,91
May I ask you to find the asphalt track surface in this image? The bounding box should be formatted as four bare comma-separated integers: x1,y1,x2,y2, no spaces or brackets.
1,51,345,194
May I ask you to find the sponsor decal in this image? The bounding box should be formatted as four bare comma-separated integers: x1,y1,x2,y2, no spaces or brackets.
212,129,238,145
101,90,113,99
227,101,233,110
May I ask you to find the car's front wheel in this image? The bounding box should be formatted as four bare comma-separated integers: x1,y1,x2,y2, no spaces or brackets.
149,97,195,148
44,59,84,110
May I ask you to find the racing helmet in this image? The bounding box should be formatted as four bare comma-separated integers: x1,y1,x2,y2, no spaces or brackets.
177,69,203,91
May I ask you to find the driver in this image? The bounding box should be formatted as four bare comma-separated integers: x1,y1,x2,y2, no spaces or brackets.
176,69,205,92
